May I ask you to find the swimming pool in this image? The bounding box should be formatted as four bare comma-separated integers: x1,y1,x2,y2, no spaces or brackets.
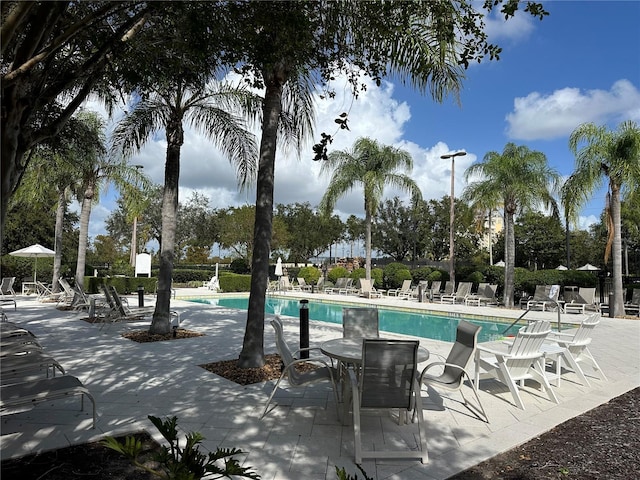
188,297,519,343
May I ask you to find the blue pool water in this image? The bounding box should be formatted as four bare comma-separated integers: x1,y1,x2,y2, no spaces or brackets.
188,297,520,343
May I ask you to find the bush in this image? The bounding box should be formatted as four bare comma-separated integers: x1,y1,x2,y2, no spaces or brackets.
85,276,158,295
298,266,321,285
219,273,251,292
327,266,349,283
229,258,250,274
467,270,485,286
382,262,412,289
411,266,433,283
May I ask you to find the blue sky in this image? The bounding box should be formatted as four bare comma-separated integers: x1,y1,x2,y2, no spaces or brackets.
85,1,640,251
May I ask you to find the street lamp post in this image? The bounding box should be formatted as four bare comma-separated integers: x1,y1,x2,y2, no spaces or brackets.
129,165,144,268
440,151,467,286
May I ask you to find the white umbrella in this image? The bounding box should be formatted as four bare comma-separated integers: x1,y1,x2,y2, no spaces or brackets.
556,265,568,270
577,263,600,271
9,243,55,282
494,260,505,267
275,257,283,277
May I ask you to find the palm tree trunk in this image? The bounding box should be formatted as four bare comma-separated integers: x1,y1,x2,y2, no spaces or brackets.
610,185,625,317
504,211,516,308
150,118,182,335
364,207,372,280
239,67,286,368
52,189,66,293
75,184,94,289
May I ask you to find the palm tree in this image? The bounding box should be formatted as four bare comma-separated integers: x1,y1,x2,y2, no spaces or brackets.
319,137,422,280
463,143,561,307
564,121,640,317
73,111,149,290
111,81,260,334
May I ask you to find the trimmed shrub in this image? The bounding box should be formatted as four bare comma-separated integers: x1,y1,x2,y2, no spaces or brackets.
298,266,321,285
327,266,349,284
220,273,251,292
382,262,412,289
229,258,250,274
411,266,433,283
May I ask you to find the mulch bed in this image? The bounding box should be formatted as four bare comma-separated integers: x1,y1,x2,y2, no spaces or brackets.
122,329,205,343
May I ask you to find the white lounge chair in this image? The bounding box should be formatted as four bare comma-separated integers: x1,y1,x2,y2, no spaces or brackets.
387,279,412,298
475,320,558,410
357,278,383,298
564,287,599,314
350,339,428,463
0,277,17,309
261,317,338,418
432,281,453,302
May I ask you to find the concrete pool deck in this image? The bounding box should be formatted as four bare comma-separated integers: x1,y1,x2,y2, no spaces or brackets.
1,288,639,480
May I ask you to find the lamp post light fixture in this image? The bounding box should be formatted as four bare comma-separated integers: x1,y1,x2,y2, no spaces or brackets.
440,150,467,286
130,165,144,267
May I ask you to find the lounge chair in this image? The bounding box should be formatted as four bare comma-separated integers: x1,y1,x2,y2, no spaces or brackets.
1,351,66,384
524,285,561,311
296,277,312,292
466,284,498,306
415,320,488,422
261,317,338,418
0,375,96,428
342,307,379,339
279,276,294,291
0,277,17,309
357,278,383,298
440,282,472,304
564,287,599,314
387,279,412,298
350,339,428,463
427,280,441,301
475,320,558,410
432,281,453,302
339,278,355,295
624,289,640,317
544,313,606,386
325,277,347,294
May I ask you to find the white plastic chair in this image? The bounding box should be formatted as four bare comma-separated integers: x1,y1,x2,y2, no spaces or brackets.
475,320,558,410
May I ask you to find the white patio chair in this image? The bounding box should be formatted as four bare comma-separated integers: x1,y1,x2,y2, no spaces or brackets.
544,313,606,386
475,320,558,410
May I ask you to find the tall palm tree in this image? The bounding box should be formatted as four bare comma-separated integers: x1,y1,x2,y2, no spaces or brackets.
319,137,422,280
463,143,561,307
564,121,640,317
73,111,149,290
111,81,260,334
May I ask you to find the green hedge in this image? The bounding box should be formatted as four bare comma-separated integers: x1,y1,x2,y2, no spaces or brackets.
219,273,251,292
85,276,158,295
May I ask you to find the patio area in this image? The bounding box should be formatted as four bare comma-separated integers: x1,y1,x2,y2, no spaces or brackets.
1,289,638,480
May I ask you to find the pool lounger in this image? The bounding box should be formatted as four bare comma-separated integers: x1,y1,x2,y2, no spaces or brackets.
0,376,96,428
1,351,66,382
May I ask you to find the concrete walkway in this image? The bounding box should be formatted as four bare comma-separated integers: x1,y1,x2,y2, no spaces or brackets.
1,289,638,480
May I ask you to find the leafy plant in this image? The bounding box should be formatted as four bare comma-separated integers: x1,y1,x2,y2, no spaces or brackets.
102,415,260,480
335,464,373,480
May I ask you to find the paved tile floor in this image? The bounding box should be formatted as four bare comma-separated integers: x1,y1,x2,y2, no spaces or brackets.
1,290,638,480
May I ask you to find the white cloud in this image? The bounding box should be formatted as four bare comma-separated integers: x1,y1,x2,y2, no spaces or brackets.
483,8,536,43
82,73,470,234
506,80,640,140
578,215,599,231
